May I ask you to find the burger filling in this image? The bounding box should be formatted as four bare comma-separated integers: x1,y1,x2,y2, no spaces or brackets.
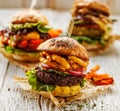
71,15,112,46
26,51,88,96
0,22,61,54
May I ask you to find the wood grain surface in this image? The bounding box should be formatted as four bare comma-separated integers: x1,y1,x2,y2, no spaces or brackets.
0,9,120,111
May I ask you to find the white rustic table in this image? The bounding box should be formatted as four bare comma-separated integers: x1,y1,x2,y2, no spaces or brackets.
0,9,120,111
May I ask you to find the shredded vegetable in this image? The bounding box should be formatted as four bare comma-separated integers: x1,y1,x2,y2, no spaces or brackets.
85,65,114,85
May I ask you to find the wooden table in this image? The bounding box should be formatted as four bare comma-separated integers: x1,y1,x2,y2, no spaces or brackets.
0,9,120,111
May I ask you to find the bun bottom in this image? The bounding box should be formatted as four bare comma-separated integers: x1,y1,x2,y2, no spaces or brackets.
0,46,39,70
14,75,113,107
81,35,118,56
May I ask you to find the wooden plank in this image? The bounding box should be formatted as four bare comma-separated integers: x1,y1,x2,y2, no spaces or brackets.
0,63,41,111
0,54,9,91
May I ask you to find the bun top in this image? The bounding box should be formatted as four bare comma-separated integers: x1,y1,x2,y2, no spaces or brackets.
37,37,89,61
11,10,48,25
71,0,110,17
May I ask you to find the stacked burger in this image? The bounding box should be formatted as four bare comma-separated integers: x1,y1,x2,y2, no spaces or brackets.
71,0,113,54
0,10,62,63
26,37,89,97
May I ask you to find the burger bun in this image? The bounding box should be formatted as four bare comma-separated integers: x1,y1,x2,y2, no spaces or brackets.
37,37,89,61
11,10,48,25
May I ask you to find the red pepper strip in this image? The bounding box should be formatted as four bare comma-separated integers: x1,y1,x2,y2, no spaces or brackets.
18,40,28,48
28,39,41,50
93,77,114,85
85,65,114,85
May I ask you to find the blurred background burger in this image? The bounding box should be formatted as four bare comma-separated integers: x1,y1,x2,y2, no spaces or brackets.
0,10,62,62
70,0,113,54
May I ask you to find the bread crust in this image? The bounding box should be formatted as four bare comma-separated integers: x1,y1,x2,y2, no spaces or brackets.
71,0,110,16
11,10,48,25
37,37,89,61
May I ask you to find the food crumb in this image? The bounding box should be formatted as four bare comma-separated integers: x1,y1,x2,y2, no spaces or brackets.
92,103,96,109
8,88,10,91
101,101,104,110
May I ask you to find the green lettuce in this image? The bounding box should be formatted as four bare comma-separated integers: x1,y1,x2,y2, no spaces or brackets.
26,69,55,92
37,25,51,33
4,45,39,57
9,22,52,34
71,36,106,45
9,22,41,31
4,45,14,53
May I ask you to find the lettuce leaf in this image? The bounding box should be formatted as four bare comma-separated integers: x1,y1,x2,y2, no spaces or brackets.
37,25,51,33
4,45,14,53
71,36,95,44
71,36,106,45
9,22,52,34
26,69,55,92
9,22,42,31
4,45,39,57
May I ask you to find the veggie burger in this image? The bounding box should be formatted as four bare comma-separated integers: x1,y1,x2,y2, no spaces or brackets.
0,10,61,62
71,0,113,54
26,37,89,97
